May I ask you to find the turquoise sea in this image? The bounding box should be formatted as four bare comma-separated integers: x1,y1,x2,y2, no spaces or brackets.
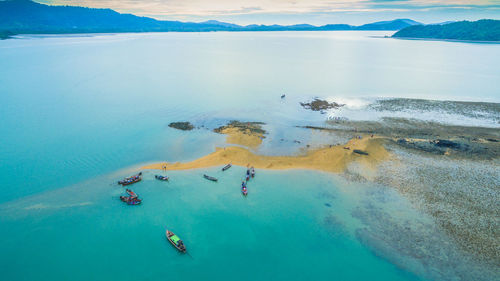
1,31,499,281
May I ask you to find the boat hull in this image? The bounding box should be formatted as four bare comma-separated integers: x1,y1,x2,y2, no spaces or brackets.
119,177,141,186
155,175,169,181
166,230,186,252
203,175,218,182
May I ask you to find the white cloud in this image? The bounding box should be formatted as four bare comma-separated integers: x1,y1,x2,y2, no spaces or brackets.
38,0,500,22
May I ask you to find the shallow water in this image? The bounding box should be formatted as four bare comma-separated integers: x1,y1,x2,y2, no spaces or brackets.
0,168,422,281
1,31,499,202
1,31,499,280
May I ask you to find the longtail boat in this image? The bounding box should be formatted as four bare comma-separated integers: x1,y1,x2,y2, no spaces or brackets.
242,187,248,196
126,189,138,198
165,230,186,252
120,196,142,205
155,175,169,181
118,172,142,186
203,174,218,182
222,164,232,171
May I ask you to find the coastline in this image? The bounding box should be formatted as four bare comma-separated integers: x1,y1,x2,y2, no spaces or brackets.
391,36,500,44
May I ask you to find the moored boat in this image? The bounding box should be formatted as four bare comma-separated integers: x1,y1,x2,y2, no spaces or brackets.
241,181,248,196
222,164,232,171
120,196,142,205
118,172,142,186
126,189,138,198
165,230,186,252
203,174,218,182
155,175,169,181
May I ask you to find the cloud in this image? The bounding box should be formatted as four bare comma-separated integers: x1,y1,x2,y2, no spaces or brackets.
37,0,500,21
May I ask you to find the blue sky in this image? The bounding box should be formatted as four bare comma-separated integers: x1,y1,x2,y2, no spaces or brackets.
38,0,500,25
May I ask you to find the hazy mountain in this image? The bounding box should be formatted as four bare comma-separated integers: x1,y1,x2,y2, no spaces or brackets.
356,19,421,30
393,19,500,41
198,20,241,29
0,0,421,35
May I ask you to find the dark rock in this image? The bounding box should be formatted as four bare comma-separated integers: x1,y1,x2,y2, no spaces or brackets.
168,122,194,131
213,120,267,136
300,98,344,111
353,149,369,155
435,139,460,148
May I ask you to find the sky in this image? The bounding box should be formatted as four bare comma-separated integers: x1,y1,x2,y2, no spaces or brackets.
37,0,500,25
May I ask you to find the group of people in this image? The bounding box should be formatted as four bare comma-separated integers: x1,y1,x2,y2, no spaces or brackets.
246,166,255,181
241,166,256,195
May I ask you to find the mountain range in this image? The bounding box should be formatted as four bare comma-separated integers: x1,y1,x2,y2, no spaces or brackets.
0,0,421,36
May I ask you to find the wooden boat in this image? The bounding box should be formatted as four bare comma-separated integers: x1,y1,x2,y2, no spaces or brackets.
120,196,142,205
203,174,218,182
242,187,248,196
222,164,232,171
155,175,169,181
118,172,142,186
127,199,141,205
126,189,138,198
165,230,186,252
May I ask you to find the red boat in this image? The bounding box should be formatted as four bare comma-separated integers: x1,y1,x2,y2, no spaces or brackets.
126,189,138,198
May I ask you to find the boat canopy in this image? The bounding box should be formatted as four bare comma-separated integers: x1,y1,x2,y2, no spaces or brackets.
171,235,181,244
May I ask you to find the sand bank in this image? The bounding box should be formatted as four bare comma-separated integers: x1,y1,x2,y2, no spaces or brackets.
142,136,389,173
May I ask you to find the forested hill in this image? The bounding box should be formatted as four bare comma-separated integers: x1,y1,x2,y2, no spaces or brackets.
392,20,500,42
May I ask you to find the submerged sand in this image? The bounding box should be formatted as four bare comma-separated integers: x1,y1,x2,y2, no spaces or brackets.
142,133,389,173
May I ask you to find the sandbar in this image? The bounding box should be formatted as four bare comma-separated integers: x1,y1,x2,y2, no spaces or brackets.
142,134,389,173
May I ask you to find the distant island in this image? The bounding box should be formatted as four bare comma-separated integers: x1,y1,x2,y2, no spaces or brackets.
393,20,500,42
0,30,13,39
0,0,420,36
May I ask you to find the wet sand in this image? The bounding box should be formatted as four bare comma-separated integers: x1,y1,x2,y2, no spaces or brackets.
142,132,389,173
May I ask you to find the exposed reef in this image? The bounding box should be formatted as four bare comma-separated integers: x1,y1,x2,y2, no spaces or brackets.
300,98,344,112
168,121,194,131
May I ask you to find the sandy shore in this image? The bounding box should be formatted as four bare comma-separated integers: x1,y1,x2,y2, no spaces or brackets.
142,133,389,173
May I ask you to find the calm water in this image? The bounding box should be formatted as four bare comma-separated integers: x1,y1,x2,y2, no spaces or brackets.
0,168,421,281
1,31,499,280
